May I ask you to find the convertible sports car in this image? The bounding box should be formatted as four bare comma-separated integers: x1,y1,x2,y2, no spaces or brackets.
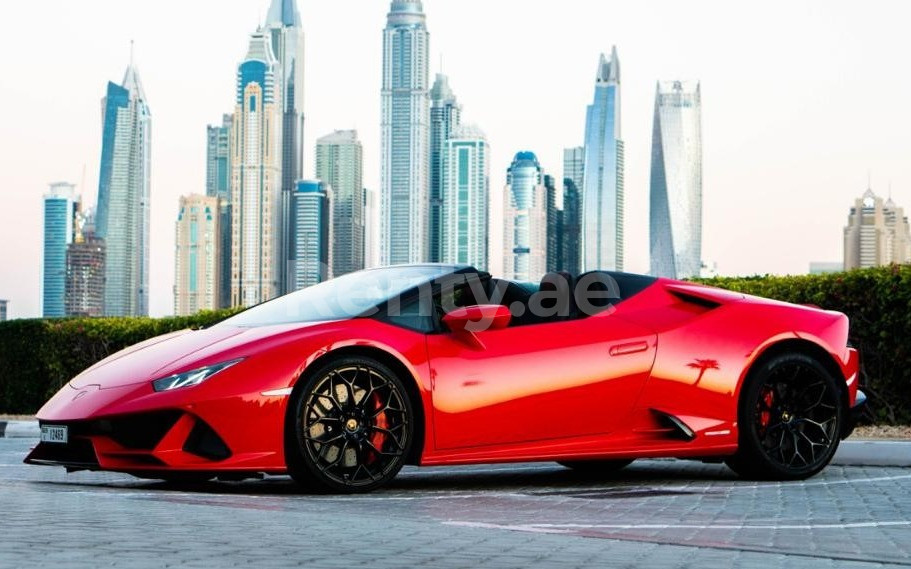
27,264,865,492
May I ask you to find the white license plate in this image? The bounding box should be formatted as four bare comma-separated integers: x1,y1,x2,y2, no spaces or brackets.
40,425,68,444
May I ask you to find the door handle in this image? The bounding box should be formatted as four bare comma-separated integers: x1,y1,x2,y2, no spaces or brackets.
609,341,649,356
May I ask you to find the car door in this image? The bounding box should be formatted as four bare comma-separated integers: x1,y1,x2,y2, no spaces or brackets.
426,310,657,450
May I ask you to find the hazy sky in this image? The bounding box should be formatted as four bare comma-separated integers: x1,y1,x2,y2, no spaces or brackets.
2,0,910,319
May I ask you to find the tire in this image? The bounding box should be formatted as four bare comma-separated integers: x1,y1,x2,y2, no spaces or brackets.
558,459,634,473
726,352,843,480
285,356,414,493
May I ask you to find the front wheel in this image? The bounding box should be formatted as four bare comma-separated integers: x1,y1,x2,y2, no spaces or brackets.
726,352,843,480
286,356,414,493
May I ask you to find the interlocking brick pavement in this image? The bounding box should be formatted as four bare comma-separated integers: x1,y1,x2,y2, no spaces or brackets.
1,438,908,568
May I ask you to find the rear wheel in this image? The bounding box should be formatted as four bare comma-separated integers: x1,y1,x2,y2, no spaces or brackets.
726,352,843,480
286,356,414,493
558,459,634,473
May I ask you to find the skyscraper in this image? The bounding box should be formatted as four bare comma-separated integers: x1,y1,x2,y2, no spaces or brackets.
562,147,584,276
545,175,563,273
563,146,584,192
582,47,624,271
430,73,461,262
265,0,305,294
96,57,151,316
42,182,77,318
381,0,430,265
844,187,911,269
503,152,548,282
364,188,377,268
441,124,489,269
290,180,332,290
316,130,364,277
65,208,105,317
174,194,221,316
649,80,703,279
206,114,233,201
230,30,283,308
0,300,7,322
207,114,233,308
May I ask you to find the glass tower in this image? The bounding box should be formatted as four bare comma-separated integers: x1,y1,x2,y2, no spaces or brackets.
42,182,77,317
441,125,488,270
582,47,624,271
265,0,305,294
316,130,364,278
174,194,221,316
381,0,430,265
503,152,547,282
562,147,584,276
429,73,461,262
96,60,151,316
230,30,283,308
290,180,331,290
649,81,702,279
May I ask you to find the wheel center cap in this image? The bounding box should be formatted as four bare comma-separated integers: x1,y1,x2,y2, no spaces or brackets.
345,418,359,432
782,411,792,422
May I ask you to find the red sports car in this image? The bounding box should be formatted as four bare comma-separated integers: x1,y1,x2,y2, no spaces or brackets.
27,265,865,492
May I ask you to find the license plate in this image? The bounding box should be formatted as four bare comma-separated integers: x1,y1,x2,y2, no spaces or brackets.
40,425,68,444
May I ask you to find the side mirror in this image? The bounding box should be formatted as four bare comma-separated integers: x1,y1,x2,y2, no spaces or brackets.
443,304,511,334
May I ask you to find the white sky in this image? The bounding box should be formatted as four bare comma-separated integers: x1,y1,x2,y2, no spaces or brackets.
1,0,910,318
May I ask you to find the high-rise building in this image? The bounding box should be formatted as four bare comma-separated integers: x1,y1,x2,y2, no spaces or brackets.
503,152,548,282
649,80,703,279
206,114,233,201
582,47,624,271
430,73,461,262
381,0,430,265
230,30,283,308
265,0,305,294
206,114,233,308
562,147,584,276
42,182,77,318
545,175,563,273
563,147,584,192
844,188,911,269
65,208,105,317
316,130,364,278
96,57,151,316
289,180,332,290
364,188,377,268
0,300,7,322
174,194,221,316
441,124,488,269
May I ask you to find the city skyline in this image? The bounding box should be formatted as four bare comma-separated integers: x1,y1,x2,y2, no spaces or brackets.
2,0,910,318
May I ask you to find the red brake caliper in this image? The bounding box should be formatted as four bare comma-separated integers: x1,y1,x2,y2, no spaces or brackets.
759,387,774,430
368,393,388,464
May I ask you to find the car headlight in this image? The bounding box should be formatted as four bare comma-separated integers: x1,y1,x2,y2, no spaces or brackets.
151,359,244,392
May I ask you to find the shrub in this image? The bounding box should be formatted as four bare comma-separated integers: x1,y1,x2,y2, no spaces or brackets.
694,265,911,424
0,309,240,414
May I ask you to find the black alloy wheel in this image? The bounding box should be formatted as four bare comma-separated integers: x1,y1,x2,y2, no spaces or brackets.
286,356,413,492
727,352,843,480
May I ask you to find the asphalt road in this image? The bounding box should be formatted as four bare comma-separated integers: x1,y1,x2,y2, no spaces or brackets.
0,438,909,568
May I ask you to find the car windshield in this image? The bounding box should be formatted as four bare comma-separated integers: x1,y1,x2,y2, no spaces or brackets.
218,265,460,327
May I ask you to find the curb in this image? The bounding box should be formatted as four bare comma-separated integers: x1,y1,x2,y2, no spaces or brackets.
0,421,40,439
833,440,911,467
1,421,909,467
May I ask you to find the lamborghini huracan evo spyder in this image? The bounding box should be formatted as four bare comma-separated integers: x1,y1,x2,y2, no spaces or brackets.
26,265,865,492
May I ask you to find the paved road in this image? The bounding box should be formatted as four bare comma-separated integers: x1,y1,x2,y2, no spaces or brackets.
0,438,908,568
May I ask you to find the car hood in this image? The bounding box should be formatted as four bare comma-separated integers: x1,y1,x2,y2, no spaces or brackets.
69,322,330,390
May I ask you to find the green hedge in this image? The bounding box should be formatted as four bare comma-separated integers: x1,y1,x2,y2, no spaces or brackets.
693,265,911,424
0,309,240,414
1,267,909,423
